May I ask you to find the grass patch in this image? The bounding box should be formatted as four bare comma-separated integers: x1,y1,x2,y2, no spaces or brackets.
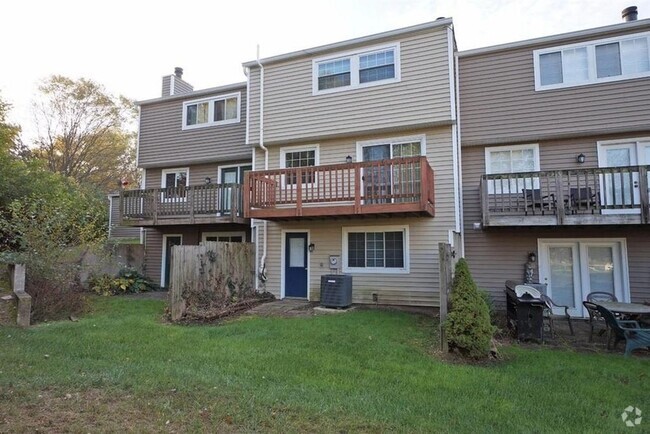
0,298,648,432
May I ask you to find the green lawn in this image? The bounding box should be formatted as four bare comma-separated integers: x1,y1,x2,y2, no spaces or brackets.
0,298,647,433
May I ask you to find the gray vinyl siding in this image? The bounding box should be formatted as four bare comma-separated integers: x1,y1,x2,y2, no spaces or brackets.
144,160,251,188
174,77,194,95
461,137,650,306
459,23,650,147
248,28,453,145
108,195,142,241
162,76,171,97
254,126,457,306
138,85,250,168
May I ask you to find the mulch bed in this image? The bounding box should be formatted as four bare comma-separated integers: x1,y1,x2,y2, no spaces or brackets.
170,292,276,325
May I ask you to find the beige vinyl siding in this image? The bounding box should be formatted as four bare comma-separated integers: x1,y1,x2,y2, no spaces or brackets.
138,85,250,167
459,24,650,146
254,126,456,306
461,137,650,306
145,161,251,188
248,29,452,145
108,195,141,241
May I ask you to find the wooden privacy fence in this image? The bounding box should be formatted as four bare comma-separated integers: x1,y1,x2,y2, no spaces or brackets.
169,242,255,321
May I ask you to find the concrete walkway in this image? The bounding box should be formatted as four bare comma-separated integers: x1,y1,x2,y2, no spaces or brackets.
246,299,315,317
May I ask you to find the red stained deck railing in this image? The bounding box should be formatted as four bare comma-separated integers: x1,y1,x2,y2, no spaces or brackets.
244,156,435,219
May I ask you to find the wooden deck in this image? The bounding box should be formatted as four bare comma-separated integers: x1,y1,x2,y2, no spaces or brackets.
480,165,650,226
120,184,248,226
244,156,435,220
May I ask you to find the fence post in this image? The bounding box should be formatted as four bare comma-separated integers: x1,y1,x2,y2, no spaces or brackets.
9,264,31,328
169,247,185,321
439,243,452,352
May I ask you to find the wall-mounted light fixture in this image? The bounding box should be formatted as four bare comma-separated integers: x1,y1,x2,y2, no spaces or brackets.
345,155,353,164
308,243,315,253
577,153,586,164
528,252,537,263
204,177,212,185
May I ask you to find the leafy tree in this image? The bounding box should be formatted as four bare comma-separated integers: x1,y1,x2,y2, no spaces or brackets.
32,75,138,191
0,93,21,153
444,258,496,359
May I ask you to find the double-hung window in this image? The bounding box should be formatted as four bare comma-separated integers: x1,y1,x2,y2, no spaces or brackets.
343,225,409,273
485,144,540,194
280,145,319,186
182,93,240,129
313,44,400,94
535,32,650,90
161,168,189,201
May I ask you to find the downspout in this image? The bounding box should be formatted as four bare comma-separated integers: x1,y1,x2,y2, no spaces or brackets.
447,26,465,258
256,46,269,282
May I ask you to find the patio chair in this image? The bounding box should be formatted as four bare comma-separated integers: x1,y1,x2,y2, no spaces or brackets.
583,301,607,342
569,187,599,214
522,188,556,215
586,292,618,303
540,294,574,337
596,305,650,356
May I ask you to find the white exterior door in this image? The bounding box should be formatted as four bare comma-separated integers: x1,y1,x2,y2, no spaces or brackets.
539,239,629,317
597,139,650,213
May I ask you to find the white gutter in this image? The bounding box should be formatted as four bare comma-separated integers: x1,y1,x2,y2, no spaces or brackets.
453,40,465,258
256,46,269,283
446,25,464,255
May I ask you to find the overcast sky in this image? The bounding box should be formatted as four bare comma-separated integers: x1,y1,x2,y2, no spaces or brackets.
2,0,648,142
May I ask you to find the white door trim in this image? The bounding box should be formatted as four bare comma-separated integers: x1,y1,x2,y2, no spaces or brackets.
280,229,310,301
161,234,183,287
537,237,630,317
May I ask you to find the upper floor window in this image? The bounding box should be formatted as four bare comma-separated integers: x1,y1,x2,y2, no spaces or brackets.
534,32,650,91
161,168,189,201
485,144,540,194
313,44,400,95
280,144,319,186
182,92,240,130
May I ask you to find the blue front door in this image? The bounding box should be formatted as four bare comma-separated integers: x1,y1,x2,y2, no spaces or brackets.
285,232,308,298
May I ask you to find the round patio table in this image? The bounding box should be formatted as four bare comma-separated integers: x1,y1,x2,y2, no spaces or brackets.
596,301,650,316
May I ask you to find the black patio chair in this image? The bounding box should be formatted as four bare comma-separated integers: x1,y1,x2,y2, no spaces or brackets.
583,301,607,342
522,188,556,215
597,305,650,356
569,187,599,214
540,294,574,337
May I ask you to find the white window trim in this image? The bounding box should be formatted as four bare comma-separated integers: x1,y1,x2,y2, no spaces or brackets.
342,225,410,274
217,163,252,184
181,92,241,130
279,144,320,189
161,167,190,202
534,31,650,91
161,234,183,287
202,231,246,243
484,144,540,195
312,43,401,96
356,134,427,162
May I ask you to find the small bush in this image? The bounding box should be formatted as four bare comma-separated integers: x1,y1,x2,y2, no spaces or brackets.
27,278,87,322
444,258,496,359
90,268,159,296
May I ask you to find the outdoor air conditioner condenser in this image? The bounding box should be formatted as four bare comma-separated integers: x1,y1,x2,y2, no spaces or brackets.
320,274,352,308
